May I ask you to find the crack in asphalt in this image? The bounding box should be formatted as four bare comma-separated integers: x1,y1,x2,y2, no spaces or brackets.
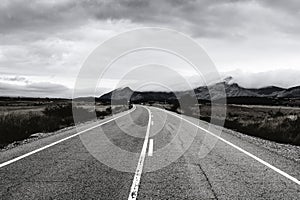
196,163,219,200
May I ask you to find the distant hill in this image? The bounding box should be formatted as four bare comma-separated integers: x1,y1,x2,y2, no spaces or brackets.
186,82,300,100
99,87,177,103
98,81,300,106
99,87,134,102
277,86,300,98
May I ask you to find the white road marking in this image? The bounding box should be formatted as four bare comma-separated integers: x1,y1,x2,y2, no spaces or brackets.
150,106,300,186
128,106,152,200
148,139,154,157
0,105,137,168
151,120,154,126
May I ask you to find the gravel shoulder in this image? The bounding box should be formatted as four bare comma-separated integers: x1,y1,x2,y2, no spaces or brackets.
223,127,300,163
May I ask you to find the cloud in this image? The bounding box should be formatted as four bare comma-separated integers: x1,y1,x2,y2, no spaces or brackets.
1,0,299,38
0,81,71,98
0,0,82,34
222,69,300,88
0,75,29,83
0,0,300,97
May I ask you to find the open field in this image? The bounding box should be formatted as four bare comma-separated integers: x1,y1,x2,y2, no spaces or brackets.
1,97,300,148
0,99,130,148
152,102,300,146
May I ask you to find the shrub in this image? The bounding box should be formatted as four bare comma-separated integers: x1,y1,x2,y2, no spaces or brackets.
168,102,300,146
1,104,92,147
0,112,61,146
223,116,300,145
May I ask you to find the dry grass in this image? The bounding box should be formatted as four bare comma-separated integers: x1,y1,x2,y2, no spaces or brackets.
161,103,300,146
0,102,129,148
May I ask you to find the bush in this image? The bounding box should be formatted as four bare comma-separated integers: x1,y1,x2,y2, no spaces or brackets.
0,112,61,146
168,102,300,146
0,104,92,147
223,116,300,145
273,110,284,117
0,104,130,147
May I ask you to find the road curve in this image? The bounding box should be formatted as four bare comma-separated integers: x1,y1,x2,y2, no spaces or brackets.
0,105,299,199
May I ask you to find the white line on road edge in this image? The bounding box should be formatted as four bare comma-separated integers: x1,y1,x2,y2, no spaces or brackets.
150,106,300,186
148,139,154,157
0,105,137,168
128,106,152,200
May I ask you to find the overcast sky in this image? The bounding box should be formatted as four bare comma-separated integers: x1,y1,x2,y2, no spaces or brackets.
1,0,300,98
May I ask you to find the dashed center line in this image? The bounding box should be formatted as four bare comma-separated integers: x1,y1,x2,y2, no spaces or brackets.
128,106,152,200
148,139,154,157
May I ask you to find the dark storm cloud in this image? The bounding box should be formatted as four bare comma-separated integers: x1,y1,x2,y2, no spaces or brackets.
259,0,300,13
0,0,81,34
0,0,300,97
1,0,299,38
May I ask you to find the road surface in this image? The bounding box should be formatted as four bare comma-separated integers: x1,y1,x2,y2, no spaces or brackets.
0,105,299,199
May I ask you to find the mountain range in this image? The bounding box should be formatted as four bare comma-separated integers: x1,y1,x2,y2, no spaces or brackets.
99,80,300,103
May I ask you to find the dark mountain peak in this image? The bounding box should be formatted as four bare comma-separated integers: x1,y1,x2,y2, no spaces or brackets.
223,76,233,84
249,86,285,96
99,86,133,101
109,86,134,99
225,82,240,88
230,82,240,87
286,85,300,91
279,86,300,98
115,86,133,92
260,86,285,90
99,76,300,102
211,80,243,90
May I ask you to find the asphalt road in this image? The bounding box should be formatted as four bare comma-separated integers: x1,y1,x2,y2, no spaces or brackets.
0,105,299,199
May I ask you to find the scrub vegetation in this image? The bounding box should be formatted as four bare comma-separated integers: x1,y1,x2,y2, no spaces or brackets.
0,99,129,148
